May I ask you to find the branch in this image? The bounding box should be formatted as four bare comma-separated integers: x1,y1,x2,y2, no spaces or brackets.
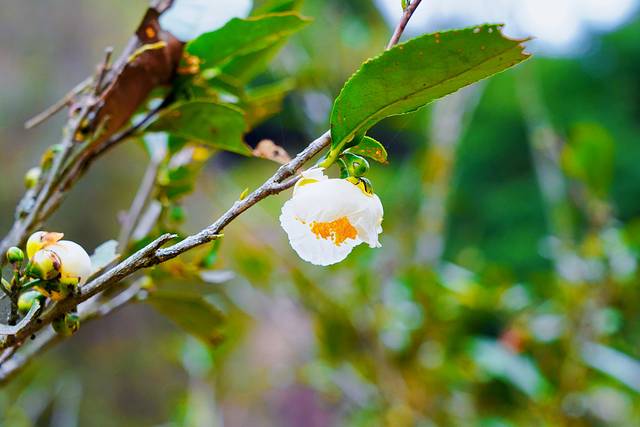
0,278,145,384
117,156,163,252
387,0,424,50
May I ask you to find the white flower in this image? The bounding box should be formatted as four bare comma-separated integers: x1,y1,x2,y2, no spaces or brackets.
26,231,92,286
280,168,384,266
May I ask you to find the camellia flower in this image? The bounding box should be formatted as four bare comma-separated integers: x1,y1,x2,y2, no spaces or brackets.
26,231,92,287
279,168,384,266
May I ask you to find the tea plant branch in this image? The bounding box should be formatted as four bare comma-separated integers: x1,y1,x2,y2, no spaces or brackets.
117,156,163,251
0,276,146,383
387,0,424,49
0,0,424,384
24,77,93,130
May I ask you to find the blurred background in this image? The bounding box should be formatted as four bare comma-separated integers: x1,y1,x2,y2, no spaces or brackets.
1,0,640,425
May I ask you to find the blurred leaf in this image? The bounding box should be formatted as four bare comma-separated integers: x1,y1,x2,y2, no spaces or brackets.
168,134,189,154
470,338,549,400
199,270,236,284
148,292,225,345
581,342,640,392
89,240,119,274
346,136,388,163
330,24,530,150
243,79,295,127
253,0,303,14
185,13,311,71
143,132,169,160
561,123,614,198
147,101,251,155
201,239,223,268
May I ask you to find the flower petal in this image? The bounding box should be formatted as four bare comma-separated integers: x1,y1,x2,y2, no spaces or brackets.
280,201,360,266
48,241,92,285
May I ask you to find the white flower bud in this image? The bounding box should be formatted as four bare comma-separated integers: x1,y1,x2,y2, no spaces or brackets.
46,241,92,286
26,231,64,259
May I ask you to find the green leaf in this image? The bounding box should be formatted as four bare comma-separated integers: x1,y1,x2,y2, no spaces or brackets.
185,13,311,71
219,43,285,84
253,0,302,15
330,24,530,151
243,79,295,127
148,292,225,345
147,101,251,155
346,136,388,163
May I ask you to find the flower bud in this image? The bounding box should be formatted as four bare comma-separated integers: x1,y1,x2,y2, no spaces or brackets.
26,231,64,259
52,312,80,336
340,153,370,178
17,291,45,315
6,247,24,265
24,167,41,189
47,241,92,286
27,249,61,281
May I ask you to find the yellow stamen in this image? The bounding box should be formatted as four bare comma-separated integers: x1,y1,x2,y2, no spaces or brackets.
310,217,357,246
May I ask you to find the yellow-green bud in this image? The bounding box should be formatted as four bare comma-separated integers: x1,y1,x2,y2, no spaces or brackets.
18,291,44,315
340,153,370,178
27,249,61,281
6,247,24,264
52,312,80,336
24,167,41,189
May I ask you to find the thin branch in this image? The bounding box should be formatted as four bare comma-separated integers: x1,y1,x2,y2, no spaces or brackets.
24,77,93,130
386,0,424,50
117,156,162,252
94,47,114,96
0,300,41,336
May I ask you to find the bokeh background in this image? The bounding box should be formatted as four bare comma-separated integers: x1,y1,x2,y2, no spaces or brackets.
1,0,640,425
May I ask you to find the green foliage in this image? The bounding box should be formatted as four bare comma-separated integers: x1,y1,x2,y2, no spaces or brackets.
562,122,615,198
346,136,388,163
185,14,311,71
243,79,296,127
253,0,303,15
147,101,250,155
148,291,225,345
7,2,640,426
330,24,530,152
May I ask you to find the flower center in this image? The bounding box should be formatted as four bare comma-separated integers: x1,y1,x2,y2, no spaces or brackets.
310,217,358,246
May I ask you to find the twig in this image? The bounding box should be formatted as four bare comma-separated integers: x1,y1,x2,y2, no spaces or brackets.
24,77,93,130
117,155,163,252
0,300,41,336
386,0,423,50
94,47,114,96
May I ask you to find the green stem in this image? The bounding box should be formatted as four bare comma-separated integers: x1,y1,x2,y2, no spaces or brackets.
318,140,347,169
